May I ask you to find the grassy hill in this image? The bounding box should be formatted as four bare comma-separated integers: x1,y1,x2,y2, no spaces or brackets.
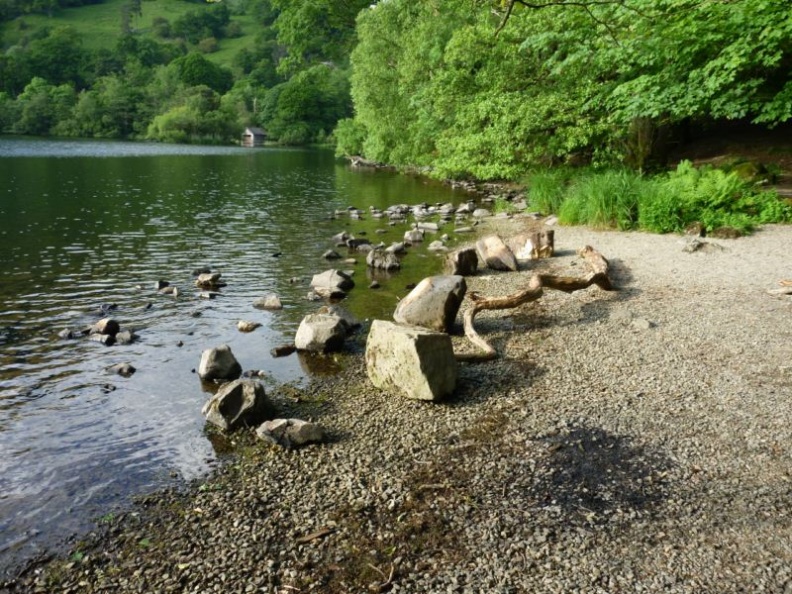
0,0,258,69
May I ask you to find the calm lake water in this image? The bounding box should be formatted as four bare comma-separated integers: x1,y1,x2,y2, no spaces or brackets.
0,138,474,576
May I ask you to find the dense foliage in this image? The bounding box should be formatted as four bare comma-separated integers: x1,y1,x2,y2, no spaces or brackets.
339,0,792,179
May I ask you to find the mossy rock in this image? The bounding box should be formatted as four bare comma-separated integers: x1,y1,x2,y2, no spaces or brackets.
709,226,743,239
729,160,763,181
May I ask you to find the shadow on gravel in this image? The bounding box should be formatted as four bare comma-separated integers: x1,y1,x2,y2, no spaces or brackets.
605,257,635,288
531,424,672,524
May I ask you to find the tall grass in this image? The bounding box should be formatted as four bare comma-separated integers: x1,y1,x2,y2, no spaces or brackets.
559,169,642,230
526,168,573,215
523,160,791,234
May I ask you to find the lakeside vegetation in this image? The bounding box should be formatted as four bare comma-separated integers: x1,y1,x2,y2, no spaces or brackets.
1,0,791,233
525,162,790,235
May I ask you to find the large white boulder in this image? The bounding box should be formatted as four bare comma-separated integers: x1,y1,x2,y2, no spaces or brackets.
393,275,467,333
365,320,457,401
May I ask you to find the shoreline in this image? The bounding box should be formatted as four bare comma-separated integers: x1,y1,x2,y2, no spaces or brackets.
4,221,792,593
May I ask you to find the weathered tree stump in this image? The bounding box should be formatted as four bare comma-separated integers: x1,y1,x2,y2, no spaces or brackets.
507,229,555,262
456,245,614,361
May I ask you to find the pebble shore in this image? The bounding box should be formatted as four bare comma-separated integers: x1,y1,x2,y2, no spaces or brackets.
4,220,792,594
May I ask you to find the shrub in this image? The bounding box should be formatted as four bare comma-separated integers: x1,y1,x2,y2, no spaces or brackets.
198,37,218,54
152,16,170,39
638,160,791,234
334,118,367,157
524,160,788,234
636,179,685,233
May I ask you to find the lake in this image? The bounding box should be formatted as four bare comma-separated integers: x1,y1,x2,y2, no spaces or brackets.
0,138,475,576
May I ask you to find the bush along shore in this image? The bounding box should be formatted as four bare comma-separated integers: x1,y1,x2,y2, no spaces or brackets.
4,187,792,592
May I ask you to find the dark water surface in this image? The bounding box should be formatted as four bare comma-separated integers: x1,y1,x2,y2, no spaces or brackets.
0,138,472,575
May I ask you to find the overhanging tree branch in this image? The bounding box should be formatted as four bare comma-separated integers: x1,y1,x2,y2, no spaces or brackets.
493,0,650,37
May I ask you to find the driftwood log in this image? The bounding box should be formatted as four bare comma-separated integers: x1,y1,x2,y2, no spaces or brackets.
456,245,614,362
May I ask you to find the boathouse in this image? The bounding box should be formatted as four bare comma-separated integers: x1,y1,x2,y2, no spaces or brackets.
241,127,266,147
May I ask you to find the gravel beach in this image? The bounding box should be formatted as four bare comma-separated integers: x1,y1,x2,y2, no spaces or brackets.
4,220,792,594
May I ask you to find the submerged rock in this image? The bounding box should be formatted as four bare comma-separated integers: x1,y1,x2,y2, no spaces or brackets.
237,320,262,333
107,363,136,377
115,330,138,345
91,318,120,337
89,334,115,346
366,248,401,271
271,344,297,358
254,293,283,310
195,272,226,289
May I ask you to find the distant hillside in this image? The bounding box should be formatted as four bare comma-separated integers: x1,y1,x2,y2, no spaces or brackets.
0,0,357,146
0,0,257,69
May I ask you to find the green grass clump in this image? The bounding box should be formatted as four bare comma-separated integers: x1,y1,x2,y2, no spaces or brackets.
492,195,517,215
526,168,573,215
558,169,642,230
526,160,790,235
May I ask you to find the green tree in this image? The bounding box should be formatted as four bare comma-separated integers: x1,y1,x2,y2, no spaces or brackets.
172,2,231,43
172,51,233,93
0,51,30,95
146,84,239,143
259,63,350,144
24,25,88,87
151,16,171,38
56,88,104,136
334,117,366,157
346,2,420,164
343,0,792,178
270,0,370,74
0,91,20,131
12,76,76,135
